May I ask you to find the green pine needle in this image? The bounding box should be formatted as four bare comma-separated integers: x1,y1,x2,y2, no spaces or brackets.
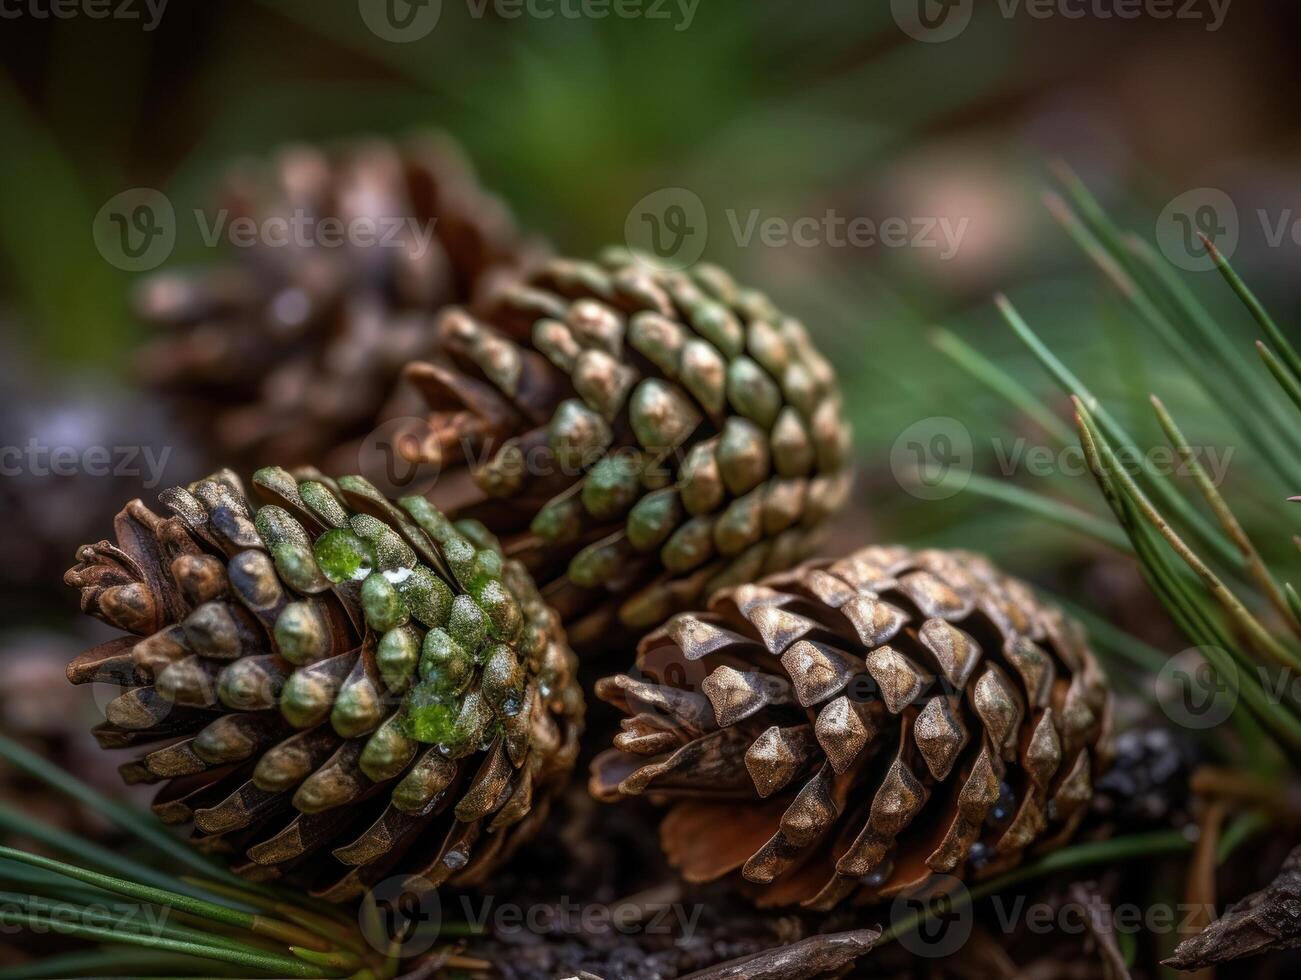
1203,233,1301,385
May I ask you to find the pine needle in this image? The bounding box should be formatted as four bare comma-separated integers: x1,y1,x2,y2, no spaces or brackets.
1075,402,1301,750
1203,233,1301,384
996,294,1242,572
1075,401,1301,673
1149,395,1298,632
946,472,1131,551
930,327,1075,445
0,848,331,954
0,733,245,888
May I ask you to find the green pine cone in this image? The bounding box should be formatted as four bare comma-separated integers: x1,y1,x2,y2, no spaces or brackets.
64,467,583,901
400,248,855,651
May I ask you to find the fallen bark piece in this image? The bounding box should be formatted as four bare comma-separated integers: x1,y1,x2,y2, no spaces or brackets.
679,928,880,980
1165,844,1301,970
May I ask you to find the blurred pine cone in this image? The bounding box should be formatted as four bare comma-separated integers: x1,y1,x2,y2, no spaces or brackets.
135,132,542,471
590,545,1113,908
64,468,582,900
398,250,854,651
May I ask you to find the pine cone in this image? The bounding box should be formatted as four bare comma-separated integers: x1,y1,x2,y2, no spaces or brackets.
135,132,542,471
63,468,582,900
401,250,854,651
590,545,1113,908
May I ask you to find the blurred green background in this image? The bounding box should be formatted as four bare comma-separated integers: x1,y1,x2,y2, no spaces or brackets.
2,0,1301,633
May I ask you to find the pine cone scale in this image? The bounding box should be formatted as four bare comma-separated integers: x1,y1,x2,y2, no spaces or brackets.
399,251,853,650
591,545,1112,909
64,467,583,900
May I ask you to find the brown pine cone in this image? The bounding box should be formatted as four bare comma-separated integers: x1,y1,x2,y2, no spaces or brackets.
399,250,854,652
590,545,1113,909
64,467,582,900
135,132,543,471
